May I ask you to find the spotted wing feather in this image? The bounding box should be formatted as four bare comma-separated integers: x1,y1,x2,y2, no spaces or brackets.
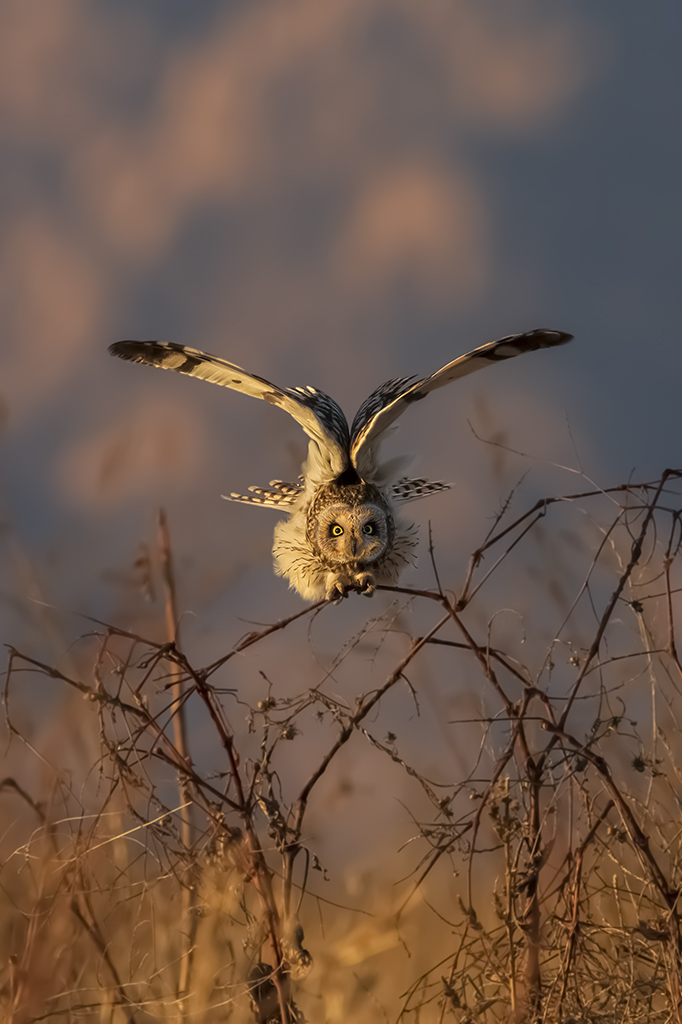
390,478,450,503
109,341,350,476
351,329,572,475
224,480,303,508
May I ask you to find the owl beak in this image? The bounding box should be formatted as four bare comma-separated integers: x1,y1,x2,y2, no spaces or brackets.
350,534,358,557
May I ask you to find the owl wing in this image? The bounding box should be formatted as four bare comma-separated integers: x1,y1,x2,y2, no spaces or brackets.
109,341,350,476
224,480,303,508
390,477,450,503
350,329,572,475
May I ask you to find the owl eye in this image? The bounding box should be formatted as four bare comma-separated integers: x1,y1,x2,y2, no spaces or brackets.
330,523,344,537
363,523,375,535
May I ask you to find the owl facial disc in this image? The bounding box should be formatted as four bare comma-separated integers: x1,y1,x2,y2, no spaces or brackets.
311,502,390,566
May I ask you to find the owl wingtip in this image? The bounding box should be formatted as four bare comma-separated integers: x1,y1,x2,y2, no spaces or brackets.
537,329,573,345
109,340,158,362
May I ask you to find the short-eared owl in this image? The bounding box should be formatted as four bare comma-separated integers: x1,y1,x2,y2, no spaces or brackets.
109,329,571,602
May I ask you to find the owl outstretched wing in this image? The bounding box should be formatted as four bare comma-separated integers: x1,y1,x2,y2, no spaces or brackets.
109,341,350,476
350,329,572,476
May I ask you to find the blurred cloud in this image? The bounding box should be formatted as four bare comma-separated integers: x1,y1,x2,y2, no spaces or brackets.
64,0,591,266
0,1,90,137
0,0,147,141
437,3,599,129
1,209,104,420
55,394,210,507
334,162,489,308
0,0,594,429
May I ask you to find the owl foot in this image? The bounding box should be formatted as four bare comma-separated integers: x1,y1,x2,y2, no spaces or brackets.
354,572,375,597
325,578,350,603
324,571,376,602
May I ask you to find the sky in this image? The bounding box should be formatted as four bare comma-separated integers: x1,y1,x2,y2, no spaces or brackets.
1,0,681,662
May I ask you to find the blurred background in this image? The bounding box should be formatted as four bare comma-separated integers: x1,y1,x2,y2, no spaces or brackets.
3,4,682,1017
1,0,680,718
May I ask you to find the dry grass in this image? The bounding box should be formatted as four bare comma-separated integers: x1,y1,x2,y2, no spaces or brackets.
3,469,682,1023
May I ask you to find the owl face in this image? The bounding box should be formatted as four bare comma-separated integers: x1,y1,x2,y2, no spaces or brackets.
312,503,390,566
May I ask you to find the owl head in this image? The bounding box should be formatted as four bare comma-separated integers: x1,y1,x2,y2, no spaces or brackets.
307,483,394,566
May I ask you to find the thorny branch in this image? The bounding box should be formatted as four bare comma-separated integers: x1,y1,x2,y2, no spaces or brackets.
3,469,682,1022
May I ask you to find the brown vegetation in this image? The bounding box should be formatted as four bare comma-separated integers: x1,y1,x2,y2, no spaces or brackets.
3,469,682,1022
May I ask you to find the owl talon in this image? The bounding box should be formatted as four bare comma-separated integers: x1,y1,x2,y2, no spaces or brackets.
326,581,348,603
356,573,375,597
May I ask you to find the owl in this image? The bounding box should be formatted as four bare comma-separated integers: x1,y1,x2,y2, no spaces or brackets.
109,329,571,602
